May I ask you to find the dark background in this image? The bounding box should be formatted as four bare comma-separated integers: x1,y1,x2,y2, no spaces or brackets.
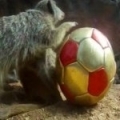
0,0,120,55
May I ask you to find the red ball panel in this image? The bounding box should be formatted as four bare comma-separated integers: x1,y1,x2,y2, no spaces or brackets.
59,39,79,67
60,84,75,103
92,29,109,49
88,68,108,96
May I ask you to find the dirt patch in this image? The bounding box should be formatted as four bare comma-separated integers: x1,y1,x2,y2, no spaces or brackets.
6,84,120,120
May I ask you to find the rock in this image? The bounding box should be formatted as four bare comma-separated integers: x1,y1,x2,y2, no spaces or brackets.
115,54,120,84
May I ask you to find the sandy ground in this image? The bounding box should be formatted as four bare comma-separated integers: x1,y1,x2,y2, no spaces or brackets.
4,84,119,120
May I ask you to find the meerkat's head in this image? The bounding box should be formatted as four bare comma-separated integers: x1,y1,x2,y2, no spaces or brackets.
35,0,65,24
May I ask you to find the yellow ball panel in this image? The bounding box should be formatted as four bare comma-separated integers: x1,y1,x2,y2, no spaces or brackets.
75,93,94,105
56,58,64,83
75,79,113,105
64,62,89,96
69,27,94,43
75,93,102,105
104,48,116,81
77,38,104,72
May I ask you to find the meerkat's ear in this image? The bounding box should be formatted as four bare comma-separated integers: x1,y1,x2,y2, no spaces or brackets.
47,0,54,14
35,0,55,15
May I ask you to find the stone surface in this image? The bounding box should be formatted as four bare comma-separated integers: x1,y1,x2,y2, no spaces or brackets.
6,84,120,120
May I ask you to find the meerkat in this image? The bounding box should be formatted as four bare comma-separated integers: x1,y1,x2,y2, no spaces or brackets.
0,0,78,119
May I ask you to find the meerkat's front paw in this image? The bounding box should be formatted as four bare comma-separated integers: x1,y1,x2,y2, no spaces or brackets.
60,21,78,32
67,22,78,27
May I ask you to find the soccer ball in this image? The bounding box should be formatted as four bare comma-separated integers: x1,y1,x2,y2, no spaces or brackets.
56,27,116,105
